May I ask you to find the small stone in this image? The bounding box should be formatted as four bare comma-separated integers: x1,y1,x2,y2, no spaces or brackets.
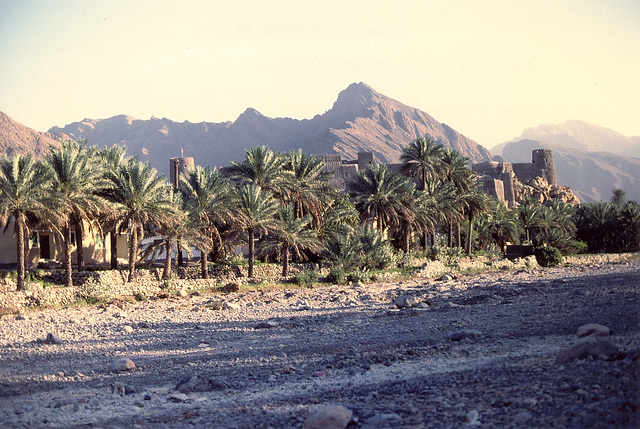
223,301,240,310
442,274,453,282
113,312,128,319
449,329,482,342
576,323,611,337
112,358,136,372
513,411,532,423
303,405,352,429
394,295,421,309
45,332,63,345
361,413,402,429
15,314,26,321
254,321,279,329
176,289,188,297
122,325,134,334
465,410,480,425
168,392,189,402
555,337,620,364
175,374,228,393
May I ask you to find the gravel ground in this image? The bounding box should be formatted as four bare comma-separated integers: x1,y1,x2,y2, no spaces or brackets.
0,256,638,428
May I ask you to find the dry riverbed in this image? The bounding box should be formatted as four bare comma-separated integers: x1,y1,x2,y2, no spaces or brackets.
1,255,639,428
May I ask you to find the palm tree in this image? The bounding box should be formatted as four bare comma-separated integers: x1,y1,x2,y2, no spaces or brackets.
104,158,175,282
284,150,335,225
0,154,50,290
262,205,322,277
180,166,233,278
94,145,128,269
423,178,458,249
347,164,415,236
460,189,490,255
48,141,105,287
400,137,444,191
229,146,292,199
234,184,279,278
140,187,208,280
517,200,543,242
611,188,626,206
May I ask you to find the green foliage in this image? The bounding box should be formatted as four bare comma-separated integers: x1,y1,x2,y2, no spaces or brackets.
347,268,371,283
290,270,318,286
134,292,147,302
326,267,347,285
79,278,114,304
534,246,563,267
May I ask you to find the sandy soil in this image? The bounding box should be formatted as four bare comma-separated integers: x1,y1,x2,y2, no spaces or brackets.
1,256,639,428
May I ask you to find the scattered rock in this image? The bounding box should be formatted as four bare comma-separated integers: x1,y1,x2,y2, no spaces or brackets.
555,337,620,364
576,323,611,337
222,282,240,293
394,295,422,309
303,405,353,429
441,274,453,282
175,374,228,393
44,332,63,345
223,301,240,310
176,289,188,297
254,321,279,329
361,413,402,429
449,329,482,342
14,314,26,321
122,325,134,334
465,410,480,425
112,358,136,372
168,392,189,402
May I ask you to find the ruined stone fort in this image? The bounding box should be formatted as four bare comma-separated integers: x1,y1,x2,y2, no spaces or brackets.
171,148,558,209
471,149,557,208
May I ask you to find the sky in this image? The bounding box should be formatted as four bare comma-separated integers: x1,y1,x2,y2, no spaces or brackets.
1,0,639,149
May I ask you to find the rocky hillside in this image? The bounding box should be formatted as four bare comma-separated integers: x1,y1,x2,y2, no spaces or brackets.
0,111,66,157
495,120,640,158
47,83,491,176
501,139,640,203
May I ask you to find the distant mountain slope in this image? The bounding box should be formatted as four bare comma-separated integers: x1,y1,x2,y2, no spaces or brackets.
48,83,491,176
0,111,66,157
502,139,640,203
492,120,640,158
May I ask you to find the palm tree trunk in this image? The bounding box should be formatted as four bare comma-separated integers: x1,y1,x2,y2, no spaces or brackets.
16,219,26,291
64,225,73,287
455,223,461,248
177,239,184,267
127,225,137,283
403,221,411,253
466,215,473,256
162,240,172,280
110,228,118,269
282,246,289,277
430,231,436,249
200,248,209,279
447,223,453,247
75,218,84,271
248,229,255,278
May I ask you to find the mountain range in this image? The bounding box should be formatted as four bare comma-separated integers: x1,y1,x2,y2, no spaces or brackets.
493,122,640,203
48,83,491,176
1,83,638,203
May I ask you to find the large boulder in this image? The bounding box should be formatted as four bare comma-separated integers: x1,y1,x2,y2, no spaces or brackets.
555,337,620,364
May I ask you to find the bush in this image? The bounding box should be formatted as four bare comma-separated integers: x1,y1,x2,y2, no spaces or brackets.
326,267,347,285
347,268,371,283
534,246,563,267
291,271,318,286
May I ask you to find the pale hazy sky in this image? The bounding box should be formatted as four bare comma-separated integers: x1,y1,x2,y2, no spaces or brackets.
1,0,639,149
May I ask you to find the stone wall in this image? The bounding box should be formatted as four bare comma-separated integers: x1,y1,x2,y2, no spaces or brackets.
0,262,323,311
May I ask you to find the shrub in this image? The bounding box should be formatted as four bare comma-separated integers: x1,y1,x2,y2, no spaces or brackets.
347,268,371,283
534,246,563,267
326,267,347,285
291,271,318,286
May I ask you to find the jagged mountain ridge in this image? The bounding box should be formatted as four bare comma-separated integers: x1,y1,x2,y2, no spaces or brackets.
0,111,67,158
47,82,492,176
501,139,640,203
492,120,640,158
